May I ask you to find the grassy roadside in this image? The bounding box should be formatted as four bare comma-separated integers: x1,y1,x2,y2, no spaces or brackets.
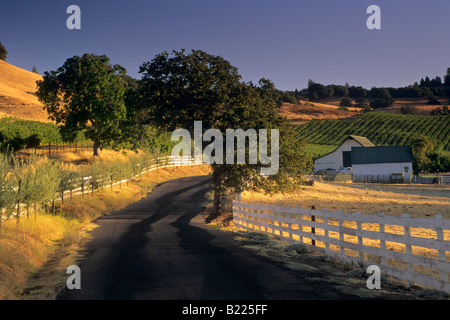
0,165,211,300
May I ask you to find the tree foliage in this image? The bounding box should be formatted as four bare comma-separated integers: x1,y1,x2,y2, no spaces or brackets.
139,49,313,214
138,49,242,131
0,41,7,61
36,54,128,156
410,136,434,174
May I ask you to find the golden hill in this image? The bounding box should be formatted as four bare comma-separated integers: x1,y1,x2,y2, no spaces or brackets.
276,101,359,124
0,60,51,122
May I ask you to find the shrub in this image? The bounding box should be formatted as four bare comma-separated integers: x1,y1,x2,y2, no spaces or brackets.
400,105,419,115
370,98,392,109
339,97,353,109
0,41,7,61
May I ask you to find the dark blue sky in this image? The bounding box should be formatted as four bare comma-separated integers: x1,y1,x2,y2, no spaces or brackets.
1,0,450,90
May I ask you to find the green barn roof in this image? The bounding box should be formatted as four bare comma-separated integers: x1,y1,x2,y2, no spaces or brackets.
351,146,413,165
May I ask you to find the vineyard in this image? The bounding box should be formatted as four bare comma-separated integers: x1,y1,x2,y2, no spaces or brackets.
0,117,88,150
296,112,450,151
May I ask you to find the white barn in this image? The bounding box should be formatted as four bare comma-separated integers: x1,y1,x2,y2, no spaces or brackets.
351,145,414,182
314,135,375,172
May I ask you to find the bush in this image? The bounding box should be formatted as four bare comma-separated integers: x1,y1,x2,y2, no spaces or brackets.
430,106,449,116
339,97,353,109
354,98,369,109
427,99,441,105
400,105,419,115
370,98,392,109
0,41,7,61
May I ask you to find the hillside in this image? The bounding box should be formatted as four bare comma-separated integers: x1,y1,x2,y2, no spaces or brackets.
315,97,448,115
0,60,50,122
276,101,359,124
296,111,450,151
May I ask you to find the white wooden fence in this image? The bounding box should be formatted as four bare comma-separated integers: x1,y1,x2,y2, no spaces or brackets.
232,199,450,293
1,155,204,222
308,174,450,184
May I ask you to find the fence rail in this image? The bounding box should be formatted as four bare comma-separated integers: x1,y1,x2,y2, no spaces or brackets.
308,173,450,184
1,155,203,223
232,199,450,293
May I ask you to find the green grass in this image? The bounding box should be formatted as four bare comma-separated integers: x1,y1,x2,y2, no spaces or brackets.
305,144,337,160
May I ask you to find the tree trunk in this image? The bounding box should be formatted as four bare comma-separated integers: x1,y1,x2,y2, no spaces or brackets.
93,138,100,157
213,190,221,217
212,167,225,216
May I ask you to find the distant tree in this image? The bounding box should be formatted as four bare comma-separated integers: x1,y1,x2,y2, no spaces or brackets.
257,78,284,107
339,97,353,109
370,98,392,109
32,65,38,74
400,105,419,115
427,98,441,105
419,76,443,89
354,98,369,109
444,68,450,86
332,85,348,97
368,87,394,109
410,136,434,174
425,151,450,173
307,82,333,101
279,91,299,104
348,86,367,99
430,105,449,116
368,87,392,100
396,86,423,98
36,54,128,156
0,41,7,61
431,76,442,87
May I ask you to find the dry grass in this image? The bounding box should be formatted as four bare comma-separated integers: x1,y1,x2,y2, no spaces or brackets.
277,102,359,124
52,148,134,166
241,181,450,218
0,60,50,122
0,214,88,299
385,98,449,115
0,164,211,300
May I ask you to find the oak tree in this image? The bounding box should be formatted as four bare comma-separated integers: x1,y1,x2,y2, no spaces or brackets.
139,50,313,215
36,54,128,156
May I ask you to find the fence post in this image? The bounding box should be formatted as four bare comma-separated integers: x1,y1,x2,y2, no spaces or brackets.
378,211,387,267
81,176,84,197
435,214,448,284
311,205,316,246
403,213,414,288
355,212,364,261
322,207,329,251
285,204,291,239
337,209,344,256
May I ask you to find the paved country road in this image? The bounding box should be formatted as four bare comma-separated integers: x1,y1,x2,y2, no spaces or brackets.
56,175,418,300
